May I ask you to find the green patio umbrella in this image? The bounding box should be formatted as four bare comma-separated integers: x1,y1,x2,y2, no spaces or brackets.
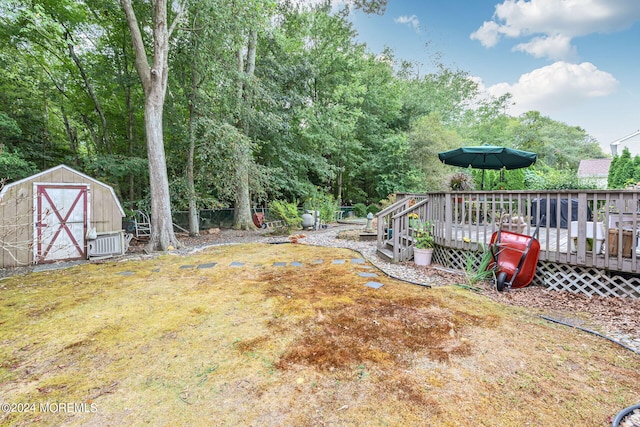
438,145,537,189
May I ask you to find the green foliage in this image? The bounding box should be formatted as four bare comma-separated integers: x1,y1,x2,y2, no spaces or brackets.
303,189,339,223
608,147,634,189
366,203,380,215
408,113,461,191
0,112,22,140
378,193,396,210
352,203,367,218
475,169,526,190
462,245,494,286
608,155,619,188
413,221,434,249
547,174,598,190
524,168,595,190
0,150,38,181
0,0,611,219
269,200,301,229
513,111,604,172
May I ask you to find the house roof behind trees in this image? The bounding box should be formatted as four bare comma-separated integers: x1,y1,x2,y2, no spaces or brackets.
577,159,612,178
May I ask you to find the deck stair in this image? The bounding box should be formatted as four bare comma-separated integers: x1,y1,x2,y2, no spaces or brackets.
375,195,430,263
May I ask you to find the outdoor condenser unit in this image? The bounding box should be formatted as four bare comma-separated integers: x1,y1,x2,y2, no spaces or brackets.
87,231,127,258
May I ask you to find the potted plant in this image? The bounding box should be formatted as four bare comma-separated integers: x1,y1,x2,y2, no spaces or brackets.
448,172,475,204
448,172,475,192
413,221,435,266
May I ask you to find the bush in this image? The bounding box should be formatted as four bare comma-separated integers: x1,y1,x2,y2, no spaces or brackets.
378,194,396,210
366,204,380,215
303,190,339,223
352,203,367,218
269,200,301,230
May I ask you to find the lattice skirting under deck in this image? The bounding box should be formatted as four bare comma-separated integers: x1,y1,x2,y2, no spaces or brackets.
433,246,640,298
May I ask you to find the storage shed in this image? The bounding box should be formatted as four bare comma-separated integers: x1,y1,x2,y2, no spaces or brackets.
0,164,126,268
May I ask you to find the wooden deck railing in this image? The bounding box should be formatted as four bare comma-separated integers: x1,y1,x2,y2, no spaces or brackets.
385,190,640,274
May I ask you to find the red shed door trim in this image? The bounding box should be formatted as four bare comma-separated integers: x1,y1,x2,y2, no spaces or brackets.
35,184,88,263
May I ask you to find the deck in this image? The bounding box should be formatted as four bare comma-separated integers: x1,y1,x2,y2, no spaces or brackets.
376,191,640,298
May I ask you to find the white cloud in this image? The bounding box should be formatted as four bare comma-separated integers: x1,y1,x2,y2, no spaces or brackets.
469,21,502,47
484,62,618,115
513,34,575,61
394,15,420,33
471,0,640,60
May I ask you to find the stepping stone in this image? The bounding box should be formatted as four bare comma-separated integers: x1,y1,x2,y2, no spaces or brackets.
350,258,365,264
117,271,135,276
332,259,345,265
290,262,303,267
364,281,384,289
197,262,217,269
230,262,244,267
151,268,160,273
311,259,323,264
180,265,195,269
273,262,287,267
357,272,378,278
358,266,373,269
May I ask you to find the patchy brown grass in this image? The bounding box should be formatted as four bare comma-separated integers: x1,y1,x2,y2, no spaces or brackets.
1,243,639,426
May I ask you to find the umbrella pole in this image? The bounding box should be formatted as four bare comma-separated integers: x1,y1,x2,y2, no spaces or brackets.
481,169,485,190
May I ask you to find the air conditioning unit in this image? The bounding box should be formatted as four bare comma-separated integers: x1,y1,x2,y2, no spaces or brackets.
88,231,126,258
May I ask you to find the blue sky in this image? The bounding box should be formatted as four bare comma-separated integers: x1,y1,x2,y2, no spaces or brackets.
341,0,640,155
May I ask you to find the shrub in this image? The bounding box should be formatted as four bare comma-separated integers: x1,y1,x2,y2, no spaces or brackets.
352,203,367,218
304,190,339,223
269,200,301,230
366,204,380,215
378,194,396,210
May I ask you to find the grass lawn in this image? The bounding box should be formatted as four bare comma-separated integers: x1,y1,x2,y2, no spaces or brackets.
1,243,639,426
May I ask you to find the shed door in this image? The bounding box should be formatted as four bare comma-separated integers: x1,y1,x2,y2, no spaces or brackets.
35,184,88,263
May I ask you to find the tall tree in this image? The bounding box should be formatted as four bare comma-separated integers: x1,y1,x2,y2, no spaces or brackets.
120,0,185,250
233,28,258,230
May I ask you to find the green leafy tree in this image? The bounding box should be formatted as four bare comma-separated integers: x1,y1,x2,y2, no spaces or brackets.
0,150,38,181
608,155,619,188
407,113,461,190
611,147,633,188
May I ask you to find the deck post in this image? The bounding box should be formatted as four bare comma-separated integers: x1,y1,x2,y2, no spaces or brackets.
444,194,453,245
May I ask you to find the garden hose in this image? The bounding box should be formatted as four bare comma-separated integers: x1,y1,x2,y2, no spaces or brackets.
540,315,640,356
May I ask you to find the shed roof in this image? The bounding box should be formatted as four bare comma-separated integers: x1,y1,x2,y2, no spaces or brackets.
0,164,125,216
577,159,612,177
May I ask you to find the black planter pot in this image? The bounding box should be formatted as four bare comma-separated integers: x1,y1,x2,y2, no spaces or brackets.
612,403,640,426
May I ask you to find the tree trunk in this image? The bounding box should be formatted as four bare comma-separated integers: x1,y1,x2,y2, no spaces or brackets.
145,98,178,250
233,137,253,229
187,12,200,237
233,29,257,230
141,71,181,251
187,110,199,235
337,166,343,207
120,0,182,251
